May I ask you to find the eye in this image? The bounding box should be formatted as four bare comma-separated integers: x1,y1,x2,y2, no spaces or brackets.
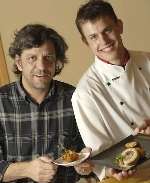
26,55,37,63
45,54,56,63
89,34,98,41
105,27,113,34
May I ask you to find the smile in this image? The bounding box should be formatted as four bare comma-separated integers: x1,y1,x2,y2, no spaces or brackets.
34,74,50,78
99,42,114,52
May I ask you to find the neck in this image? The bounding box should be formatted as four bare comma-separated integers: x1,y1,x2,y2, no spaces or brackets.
117,47,129,65
98,47,129,66
21,81,50,104
30,89,49,104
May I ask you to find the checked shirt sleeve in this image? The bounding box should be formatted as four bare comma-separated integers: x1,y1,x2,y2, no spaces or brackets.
0,124,10,182
0,160,10,182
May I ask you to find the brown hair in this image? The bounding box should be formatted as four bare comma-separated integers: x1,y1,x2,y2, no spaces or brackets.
76,0,118,40
9,24,68,76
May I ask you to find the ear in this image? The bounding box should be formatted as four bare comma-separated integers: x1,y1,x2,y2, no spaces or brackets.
15,55,23,71
56,60,63,70
117,19,123,34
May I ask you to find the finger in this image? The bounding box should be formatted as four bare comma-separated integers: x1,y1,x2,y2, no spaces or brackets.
74,166,85,175
81,147,92,153
49,163,58,172
106,168,117,177
74,165,94,174
79,168,91,175
128,169,136,176
113,172,123,181
47,153,54,160
138,121,147,131
39,156,52,163
122,171,128,178
39,161,57,172
75,165,92,175
53,164,58,171
39,174,54,183
134,127,140,135
140,129,145,134
79,161,93,168
145,119,150,126
81,164,93,172
135,121,146,133
145,126,150,135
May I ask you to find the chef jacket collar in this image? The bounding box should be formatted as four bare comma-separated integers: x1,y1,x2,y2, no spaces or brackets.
94,51,131,82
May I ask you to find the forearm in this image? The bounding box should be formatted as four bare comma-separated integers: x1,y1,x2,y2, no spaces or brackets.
3,161,30,182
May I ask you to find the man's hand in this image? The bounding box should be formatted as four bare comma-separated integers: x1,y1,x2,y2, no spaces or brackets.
106,168,136,181
27,156,58,182
134,119,150,135
74,147,93,175
74,160,94,175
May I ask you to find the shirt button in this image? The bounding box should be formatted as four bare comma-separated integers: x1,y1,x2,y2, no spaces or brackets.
112,76,120,81
120,101,124,105
139,67,142,70
130,122,134,126
107,82,111,86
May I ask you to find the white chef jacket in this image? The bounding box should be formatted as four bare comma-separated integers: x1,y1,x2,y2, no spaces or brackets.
72,50,150,180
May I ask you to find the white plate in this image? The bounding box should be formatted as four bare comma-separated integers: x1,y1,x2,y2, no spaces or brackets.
53,152,90,167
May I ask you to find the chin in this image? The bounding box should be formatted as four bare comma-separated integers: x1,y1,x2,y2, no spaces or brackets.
33,82,50,90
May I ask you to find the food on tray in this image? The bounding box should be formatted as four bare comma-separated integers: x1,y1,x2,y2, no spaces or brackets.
61,149,79,162
125,141,139,148
120,148,140,166
115,141,145,169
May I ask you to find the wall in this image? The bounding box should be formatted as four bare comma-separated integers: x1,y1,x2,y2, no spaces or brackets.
0,36,10,85
0,0,150,86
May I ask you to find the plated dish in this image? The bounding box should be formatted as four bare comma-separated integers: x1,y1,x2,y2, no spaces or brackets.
53,150,90,167
91,134,150,170
115,141,145,169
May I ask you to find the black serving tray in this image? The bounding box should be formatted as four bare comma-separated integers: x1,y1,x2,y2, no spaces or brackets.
91,134,150,170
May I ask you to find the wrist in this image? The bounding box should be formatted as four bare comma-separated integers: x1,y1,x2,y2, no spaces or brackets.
3,161,31,182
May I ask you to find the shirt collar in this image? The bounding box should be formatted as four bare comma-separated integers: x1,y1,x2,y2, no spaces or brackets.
94,50,131,83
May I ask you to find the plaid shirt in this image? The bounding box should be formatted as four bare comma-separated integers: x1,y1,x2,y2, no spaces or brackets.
0,80,84,183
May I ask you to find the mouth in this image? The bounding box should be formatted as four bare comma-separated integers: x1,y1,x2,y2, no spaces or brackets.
99,42,114,52
34,74,50,78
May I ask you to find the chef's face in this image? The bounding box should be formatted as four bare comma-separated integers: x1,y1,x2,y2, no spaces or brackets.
81,16,124,64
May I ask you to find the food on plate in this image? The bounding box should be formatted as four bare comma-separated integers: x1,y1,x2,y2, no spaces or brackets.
61,149,79,162
115,141,145,169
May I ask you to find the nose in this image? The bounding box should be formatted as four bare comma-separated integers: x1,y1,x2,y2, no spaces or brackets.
36,57,47,69
98,33,109,45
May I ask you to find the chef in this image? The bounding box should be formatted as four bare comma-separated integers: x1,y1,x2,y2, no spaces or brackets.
72,0,150,181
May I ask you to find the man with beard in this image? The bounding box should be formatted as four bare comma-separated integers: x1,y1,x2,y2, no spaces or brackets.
0,24,92,183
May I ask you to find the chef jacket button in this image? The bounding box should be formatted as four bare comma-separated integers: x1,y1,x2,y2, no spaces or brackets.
120,101,124,105
107,82,111,86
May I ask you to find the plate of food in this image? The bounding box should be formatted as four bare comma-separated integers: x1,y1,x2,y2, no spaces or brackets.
91,134,150,170
53,149,90,167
